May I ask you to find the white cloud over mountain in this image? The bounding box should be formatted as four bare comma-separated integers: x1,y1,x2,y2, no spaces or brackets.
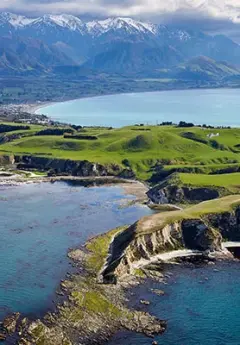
0,0,239,24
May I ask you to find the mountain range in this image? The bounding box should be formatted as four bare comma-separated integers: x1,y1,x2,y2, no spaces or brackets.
0,12,240,79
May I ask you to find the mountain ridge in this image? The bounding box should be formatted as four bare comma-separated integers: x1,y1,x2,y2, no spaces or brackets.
0,12,240,78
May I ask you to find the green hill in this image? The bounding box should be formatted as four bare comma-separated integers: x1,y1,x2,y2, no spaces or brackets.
174,56,240,81
2,123,240,181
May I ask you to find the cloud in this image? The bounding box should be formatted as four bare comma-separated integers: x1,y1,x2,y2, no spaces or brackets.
0,0,239,22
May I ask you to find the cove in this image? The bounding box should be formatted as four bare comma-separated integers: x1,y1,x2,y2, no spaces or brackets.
108,262,240,345
0,182,153,321
36,88,240,128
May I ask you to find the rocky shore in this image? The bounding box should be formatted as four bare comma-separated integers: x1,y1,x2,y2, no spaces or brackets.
5,227,167,345
1,157,240,345
0,194,238,345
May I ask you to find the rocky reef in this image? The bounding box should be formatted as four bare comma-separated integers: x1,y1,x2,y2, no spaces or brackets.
16,227,166,345
4,193,240,345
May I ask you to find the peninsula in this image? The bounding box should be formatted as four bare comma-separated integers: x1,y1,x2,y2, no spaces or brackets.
1,119,240,344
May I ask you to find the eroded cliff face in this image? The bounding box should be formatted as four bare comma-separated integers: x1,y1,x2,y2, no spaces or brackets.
0,154,15,165
106,222,184,280
14,155,135,178
101,207,240,282
16,155,109,177
207,209,240,241
147,184,221,204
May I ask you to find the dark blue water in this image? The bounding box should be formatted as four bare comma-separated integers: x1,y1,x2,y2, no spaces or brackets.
108,262,240,345
37,89,240,127
0,182,153,320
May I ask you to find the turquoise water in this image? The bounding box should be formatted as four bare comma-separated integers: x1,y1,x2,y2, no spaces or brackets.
0,182,153,321
37,89,240,127
108,262,240,345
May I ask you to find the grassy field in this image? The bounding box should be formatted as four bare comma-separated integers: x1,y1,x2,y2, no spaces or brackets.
1,123,240,180
136,195,240,235
178,172,240,192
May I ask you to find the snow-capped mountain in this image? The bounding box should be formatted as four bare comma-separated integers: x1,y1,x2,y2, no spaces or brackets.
0,12,179,39
28,14,86,34
0,11,199,47
0,12,35,28
0,12,191,43
86,17,157,36
0,11,240,75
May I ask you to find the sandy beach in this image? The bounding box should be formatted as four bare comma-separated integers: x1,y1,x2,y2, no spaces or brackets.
21,101,57,114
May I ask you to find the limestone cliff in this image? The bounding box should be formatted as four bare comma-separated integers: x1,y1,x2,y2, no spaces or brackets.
101,198,240,282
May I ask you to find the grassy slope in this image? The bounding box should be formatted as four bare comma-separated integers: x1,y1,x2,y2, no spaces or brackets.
136,195,240,235
1,123,240,179
178,172,240,192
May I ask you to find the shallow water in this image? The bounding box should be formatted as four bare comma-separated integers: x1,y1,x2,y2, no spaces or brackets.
108,262,240,345
37,89,240,127
0,182,153,320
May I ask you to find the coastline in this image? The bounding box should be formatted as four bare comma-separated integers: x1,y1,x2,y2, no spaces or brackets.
2,94,240,344
19,101,58,115
1,173,240,345
0,172,149,203
27,85,240,116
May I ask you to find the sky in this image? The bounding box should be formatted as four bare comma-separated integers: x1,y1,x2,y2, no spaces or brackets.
0,0,240,41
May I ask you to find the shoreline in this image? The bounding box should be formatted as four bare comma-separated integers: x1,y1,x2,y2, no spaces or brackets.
19,101,58,115
0,172,149,203
11,232,240,345
1,175,240,344
27,85,240,116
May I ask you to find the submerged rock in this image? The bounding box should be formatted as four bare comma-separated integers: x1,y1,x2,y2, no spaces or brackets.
2,312,20,334
0,328,6,341
151,289,165,296
122,311,166,337
140,299,150,305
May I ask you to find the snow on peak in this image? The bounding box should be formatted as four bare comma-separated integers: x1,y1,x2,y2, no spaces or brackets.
45,14,84,31
0,12,190,41
0,12,86,33
86,17,157,36
31,14,85,32
0,12,35,27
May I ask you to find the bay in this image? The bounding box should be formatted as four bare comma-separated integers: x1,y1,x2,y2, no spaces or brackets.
37,89,240,127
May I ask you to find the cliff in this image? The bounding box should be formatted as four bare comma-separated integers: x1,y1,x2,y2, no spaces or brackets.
101,195,240,282
14,155,135,178
147,172,236,205
0,154,15,165
147,184,222,204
